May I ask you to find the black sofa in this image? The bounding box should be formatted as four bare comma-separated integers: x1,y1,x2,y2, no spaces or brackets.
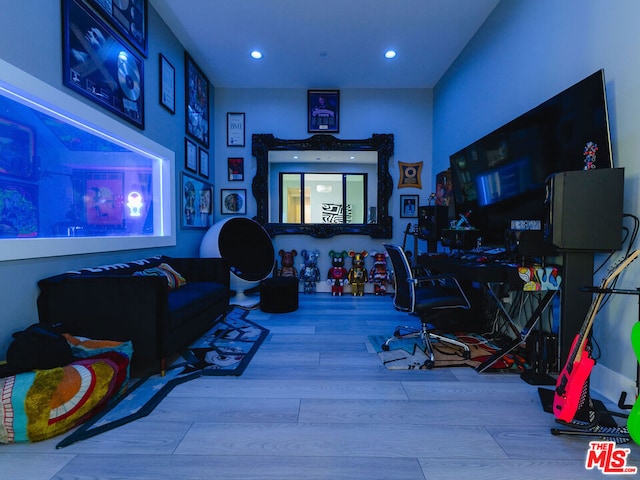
37,256,229,372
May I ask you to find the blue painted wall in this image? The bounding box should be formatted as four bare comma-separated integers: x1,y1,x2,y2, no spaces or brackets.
434,0,640,400
212,87,432,290
0,2,431,353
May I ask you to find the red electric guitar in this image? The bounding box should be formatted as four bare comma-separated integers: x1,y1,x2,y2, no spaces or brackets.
554,249,640,423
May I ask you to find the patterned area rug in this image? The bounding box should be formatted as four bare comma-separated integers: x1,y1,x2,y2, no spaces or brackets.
57,307,269,448
368,333,524,370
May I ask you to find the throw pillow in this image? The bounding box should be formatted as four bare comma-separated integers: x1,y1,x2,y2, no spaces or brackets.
133,263,187,289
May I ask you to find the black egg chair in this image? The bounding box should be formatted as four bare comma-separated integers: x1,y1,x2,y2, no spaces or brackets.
200,217,275,306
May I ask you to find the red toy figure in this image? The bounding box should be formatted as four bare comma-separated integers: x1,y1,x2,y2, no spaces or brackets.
327,250,348,296
369,250,390,295
277,249,298,277
348,250,368,296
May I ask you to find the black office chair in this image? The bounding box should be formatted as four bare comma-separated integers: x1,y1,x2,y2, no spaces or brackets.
383,243,471,369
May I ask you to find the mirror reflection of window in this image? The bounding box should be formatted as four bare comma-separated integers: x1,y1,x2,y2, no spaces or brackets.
279,173,366,224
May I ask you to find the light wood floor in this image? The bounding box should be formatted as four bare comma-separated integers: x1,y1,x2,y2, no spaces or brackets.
1,293,639,479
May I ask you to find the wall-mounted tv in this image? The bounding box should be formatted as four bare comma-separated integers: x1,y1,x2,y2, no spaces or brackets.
449,69,612,246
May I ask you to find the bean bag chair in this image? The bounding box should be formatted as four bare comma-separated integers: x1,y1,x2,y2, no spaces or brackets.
0,336,132,443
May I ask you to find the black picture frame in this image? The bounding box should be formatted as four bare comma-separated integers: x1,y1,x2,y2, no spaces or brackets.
62,0,145,129
221,189,246,215
185,52,210,148
159,53,175,114
181,172,213,229
84,0,148,57
308,90,339,133
227,112,245,147
199,148,209,179
185,138,197,172
228,157,244,181
400,194,419,218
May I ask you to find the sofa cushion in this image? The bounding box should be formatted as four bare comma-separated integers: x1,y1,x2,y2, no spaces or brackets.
167,282,227,329
43,256,164,282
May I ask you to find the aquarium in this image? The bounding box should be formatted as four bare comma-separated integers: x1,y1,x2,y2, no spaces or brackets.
0,59,174,261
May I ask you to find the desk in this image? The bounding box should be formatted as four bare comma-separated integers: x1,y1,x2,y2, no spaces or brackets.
419,254,559,372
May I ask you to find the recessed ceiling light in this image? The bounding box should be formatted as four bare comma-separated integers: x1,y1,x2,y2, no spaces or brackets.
250,50,263,59
384,50,396,59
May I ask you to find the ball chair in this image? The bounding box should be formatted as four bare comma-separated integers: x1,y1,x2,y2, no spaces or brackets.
200,217,275,307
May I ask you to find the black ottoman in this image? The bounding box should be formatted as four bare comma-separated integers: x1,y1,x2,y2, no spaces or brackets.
260,277,299,313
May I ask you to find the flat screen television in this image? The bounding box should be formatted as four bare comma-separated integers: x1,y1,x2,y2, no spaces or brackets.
449,69,612,246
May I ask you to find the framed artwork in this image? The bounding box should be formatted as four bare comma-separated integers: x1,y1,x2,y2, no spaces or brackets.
0,180,37,237
228,157,244,181
221,188,246,215
199,148,209,179
0,118,36,180
397,161,423,189
159,54,175,113
185,138,197,172
84,0,148,57
62,0,144,129
181,172,213,229
227,112,245,146
435,168,453,206
308,89,339,133
185,52,210,147
83,171,125,227
400,194,419,218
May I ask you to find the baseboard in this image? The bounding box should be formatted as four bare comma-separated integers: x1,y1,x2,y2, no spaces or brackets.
591,362,637,407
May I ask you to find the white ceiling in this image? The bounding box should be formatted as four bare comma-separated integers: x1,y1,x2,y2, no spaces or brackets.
149,0,500,89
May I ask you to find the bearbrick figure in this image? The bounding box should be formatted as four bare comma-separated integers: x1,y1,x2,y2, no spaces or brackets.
583,141,599,170
369,251,390,295
278,249,298,277
299,249,321,293
327,250,348,296
347,250,368,296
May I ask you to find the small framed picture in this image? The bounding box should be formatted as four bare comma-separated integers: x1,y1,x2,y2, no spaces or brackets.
221,188,246,215
228,157,244,181
227,112,245,146
308,89,339,133
181,172,213,229
185,138,197,172
199,148,209,178
400,194,419,218
398,161,423,189
159,53,175,113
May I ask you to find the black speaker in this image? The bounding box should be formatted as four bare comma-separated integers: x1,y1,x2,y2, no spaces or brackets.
418,205,447,239
418,205,448,252
544,168,624,251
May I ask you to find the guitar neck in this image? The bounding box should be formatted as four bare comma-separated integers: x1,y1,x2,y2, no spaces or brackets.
413,224,419,268
573,250,640,362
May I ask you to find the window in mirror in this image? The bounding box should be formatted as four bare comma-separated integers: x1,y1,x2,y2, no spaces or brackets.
279,173,366,224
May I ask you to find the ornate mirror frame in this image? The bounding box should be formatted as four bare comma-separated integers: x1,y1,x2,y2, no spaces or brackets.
252,133,394,238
